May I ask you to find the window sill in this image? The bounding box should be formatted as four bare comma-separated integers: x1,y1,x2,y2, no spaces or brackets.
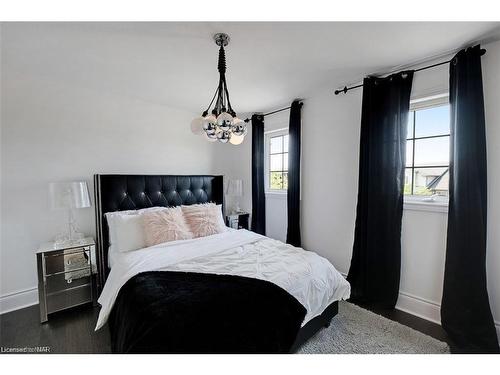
403,198,448,213
265,190,287,198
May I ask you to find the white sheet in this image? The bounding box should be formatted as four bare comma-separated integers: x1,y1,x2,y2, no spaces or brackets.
96,229,350,330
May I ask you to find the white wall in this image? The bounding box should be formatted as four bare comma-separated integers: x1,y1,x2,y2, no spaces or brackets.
398,209,447,322
0,44,217,313
301,87,361,272
483,40,500,337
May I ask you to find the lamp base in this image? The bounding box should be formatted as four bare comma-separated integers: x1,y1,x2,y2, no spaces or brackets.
54,232,86,247
231,201,243,215
54,208,86,246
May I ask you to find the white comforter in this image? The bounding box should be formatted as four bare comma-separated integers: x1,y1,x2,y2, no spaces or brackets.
96,229,350,330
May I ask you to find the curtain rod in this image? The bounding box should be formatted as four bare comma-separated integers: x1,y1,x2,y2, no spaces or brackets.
262,106,291,116
244,101,303,122
244,107,290,122
334,48,487,96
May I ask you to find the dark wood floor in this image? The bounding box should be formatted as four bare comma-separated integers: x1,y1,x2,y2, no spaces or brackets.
0,303,111,354
0,302,459,354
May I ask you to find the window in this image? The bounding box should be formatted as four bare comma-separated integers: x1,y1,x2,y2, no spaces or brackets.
265,130,288,191
405,96,450,199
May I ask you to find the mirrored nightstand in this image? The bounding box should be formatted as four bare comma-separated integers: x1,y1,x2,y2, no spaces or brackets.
36,237,96,323
225,212,250,230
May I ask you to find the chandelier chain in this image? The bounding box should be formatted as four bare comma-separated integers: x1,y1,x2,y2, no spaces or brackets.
217,45,226,74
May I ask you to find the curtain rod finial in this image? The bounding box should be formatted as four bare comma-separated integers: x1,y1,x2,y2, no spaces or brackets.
334,86,348,95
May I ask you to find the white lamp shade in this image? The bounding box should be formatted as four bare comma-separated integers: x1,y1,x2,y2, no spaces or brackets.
49,181,91,210
226,179,243,197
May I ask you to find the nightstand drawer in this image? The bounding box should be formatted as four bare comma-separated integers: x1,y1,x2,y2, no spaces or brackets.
44,248,90,275
46,285,92,313
45,270,91,294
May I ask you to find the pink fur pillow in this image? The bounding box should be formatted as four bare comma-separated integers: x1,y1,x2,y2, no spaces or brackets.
182,203,227,238
142,207,194,247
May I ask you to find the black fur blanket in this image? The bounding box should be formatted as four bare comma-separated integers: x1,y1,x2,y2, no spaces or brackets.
108,271,306,353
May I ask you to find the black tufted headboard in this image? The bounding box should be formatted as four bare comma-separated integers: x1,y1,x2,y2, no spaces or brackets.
94,174,224,293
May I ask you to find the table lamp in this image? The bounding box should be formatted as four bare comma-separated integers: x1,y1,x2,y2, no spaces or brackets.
49,181,91,245
226,179,243,214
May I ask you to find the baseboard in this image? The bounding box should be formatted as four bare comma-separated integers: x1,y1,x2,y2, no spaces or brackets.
395,291,441,325
397,292,500,340
0,287,38,315
340,271,442,324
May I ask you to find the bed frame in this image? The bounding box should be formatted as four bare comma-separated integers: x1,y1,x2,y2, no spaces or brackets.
93,173,337,352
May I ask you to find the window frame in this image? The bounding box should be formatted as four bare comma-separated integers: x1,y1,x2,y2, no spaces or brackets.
404,93,450,211
264,127,288,194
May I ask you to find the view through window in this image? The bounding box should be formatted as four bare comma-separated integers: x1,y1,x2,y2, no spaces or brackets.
405,103,450,197
269,134,289,190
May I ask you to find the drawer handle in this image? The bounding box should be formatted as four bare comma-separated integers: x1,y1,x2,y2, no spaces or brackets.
66,260,71,265
67,278,72,284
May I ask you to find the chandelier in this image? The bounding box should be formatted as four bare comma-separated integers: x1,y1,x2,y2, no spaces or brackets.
190,33,248,145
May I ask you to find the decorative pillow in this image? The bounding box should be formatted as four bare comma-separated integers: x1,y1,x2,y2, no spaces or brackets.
182,203,227,238
142,207,194,247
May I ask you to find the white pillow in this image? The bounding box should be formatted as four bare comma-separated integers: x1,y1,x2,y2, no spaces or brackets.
110,214,146,252
105,207,167,254
106,210,137,251
216,204,228,231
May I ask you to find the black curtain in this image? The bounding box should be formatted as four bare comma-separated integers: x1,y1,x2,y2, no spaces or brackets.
251,114,266,235
347,71,414,308
286,100,303,247
441,45,499,353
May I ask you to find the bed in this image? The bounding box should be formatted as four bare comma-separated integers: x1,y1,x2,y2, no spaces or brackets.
94,174,350,353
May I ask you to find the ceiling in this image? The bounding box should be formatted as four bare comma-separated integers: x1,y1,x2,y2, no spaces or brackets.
3,22,500,114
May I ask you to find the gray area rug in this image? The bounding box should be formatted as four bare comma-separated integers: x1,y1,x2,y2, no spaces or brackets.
297,301,450,354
